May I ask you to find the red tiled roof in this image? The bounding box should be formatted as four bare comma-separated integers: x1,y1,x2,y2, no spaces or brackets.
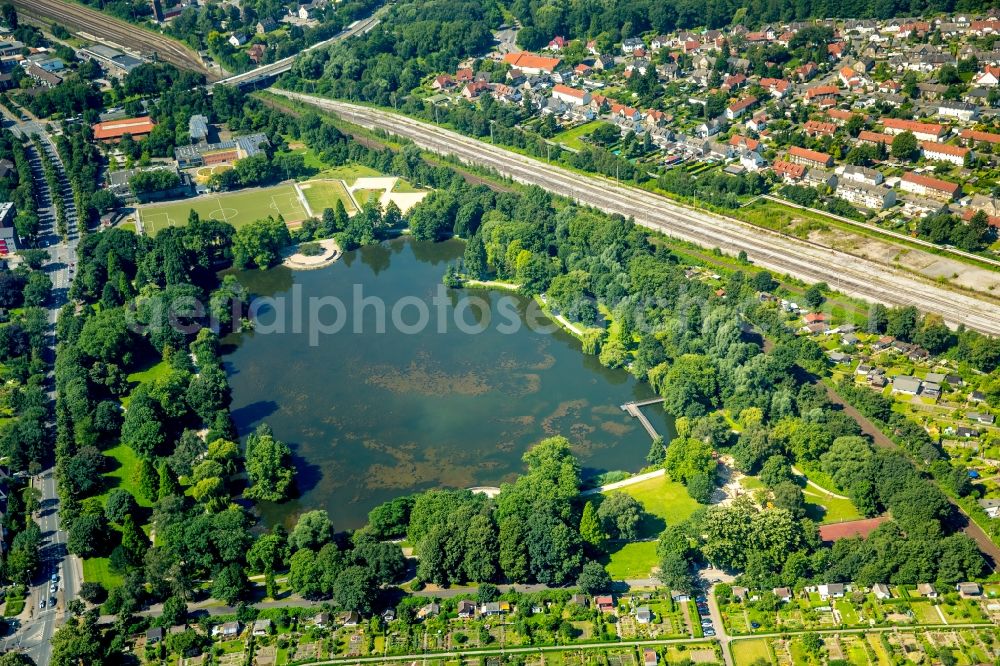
805,120,837,135
729,135,760,150
728,96,757,112
858,130,893,145
881,117,944,137
772,160,805,178
818,516,889,542
960,129,1000,144
92,116,155,140
552,84,587,99
502,52,561,73
962,209,1000,229
805,85,839,99
901,171,960,195
789,145,832,164
921,141,969,158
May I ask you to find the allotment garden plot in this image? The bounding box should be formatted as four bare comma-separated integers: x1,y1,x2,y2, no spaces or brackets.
138,183,309,235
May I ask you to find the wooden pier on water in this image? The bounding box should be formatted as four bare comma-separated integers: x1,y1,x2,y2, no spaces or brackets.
620,397,666,440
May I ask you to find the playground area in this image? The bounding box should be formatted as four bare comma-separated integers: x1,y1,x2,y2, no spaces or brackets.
137,183,308,236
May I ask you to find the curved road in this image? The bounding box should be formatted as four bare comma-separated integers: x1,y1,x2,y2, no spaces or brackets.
11,0,216,80
273,92,1000,337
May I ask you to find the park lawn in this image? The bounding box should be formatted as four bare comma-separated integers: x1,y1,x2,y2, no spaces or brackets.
612,475,700,537
282,145,328,172
317,162,382,185
82,557,124,590
604,541,657,579
803,489,863,524
121,359,171,409
98,443,153,508
732,639,774,666
554,121,600,150
138,183,309,236
299,179,357,215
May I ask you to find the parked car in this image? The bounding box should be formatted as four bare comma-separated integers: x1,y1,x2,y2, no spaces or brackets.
38,599,45,609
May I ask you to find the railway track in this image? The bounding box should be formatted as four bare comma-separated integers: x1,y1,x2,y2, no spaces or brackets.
11,0,215,80
274,91,1000,337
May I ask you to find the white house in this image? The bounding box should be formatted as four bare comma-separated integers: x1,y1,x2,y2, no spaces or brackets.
921,141,970,166
817,583,845,600
836,182,896,209
938,101,979,121
551,84,591,106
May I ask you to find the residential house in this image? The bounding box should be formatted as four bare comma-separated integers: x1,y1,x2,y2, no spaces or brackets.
146,627,164,644
938,100,979,121
340,611,360,626
858,130,893,146
841,165,883,186
621,37,645,54
804,120,837,136
759,77,790,98
891,375,923,395
881,117,946,142
313,612,331,628
805,85,840,103
551,84,590,106
211,622,240,639
462,81,489,99
956,582,982,598
788,145,834,168
695,118,726,138
872,584,892,600
636,606,652,624
801,168,836,192
899,172,961,201
256,17,278,34
595,595,615,613
968,412,995,425
973,65,1000,87
25,64,61,88
818,583,845,600
772,588,793,602
480,602,505,616
417,603,440,620
643,649,658,666
921,141,970,166
961,129,1000,146
916,583,938,598
457,600,476,618
247,44,266,64
502,52,561,75
979,498,1000,518
252,619,272,636
228,32,248,47
431,74,454,90
955,426,979,438
836,181,896,209
772,159,806,181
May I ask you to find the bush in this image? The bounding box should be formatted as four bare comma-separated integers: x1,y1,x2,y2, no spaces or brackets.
298,242,323,256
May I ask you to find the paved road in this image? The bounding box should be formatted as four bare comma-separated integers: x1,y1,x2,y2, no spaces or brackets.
0,107,81,666
272,92,1000,337
11,0,216,80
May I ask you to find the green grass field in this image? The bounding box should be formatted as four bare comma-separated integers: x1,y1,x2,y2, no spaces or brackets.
554,121,600,150
803,489,863,524
604,541,658,579
602,475,701,578
614,475,700,536
82,557,124,590
732,639,774,665
316,162,382,184
138,184,308,236
97,443,152,508
353,188,384,206
299,179,357,215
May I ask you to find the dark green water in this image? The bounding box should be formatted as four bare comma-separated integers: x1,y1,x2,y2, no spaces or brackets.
223,237,675,529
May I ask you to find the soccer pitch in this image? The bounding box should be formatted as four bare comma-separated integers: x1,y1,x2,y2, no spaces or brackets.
138,184,309,236
298,179,357,216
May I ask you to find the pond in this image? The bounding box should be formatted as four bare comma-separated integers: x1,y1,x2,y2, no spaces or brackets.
223,237,675,529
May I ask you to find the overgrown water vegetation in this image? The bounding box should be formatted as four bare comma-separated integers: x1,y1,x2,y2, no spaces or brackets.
223,237,675,528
